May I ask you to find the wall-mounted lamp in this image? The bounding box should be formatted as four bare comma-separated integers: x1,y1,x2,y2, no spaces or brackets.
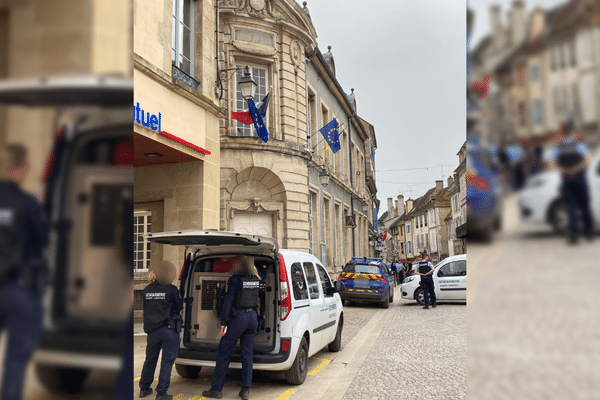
237,66,257,100
319,167,330,187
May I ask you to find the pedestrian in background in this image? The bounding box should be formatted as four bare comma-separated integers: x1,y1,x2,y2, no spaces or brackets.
139,261,183,400
550,120,594,245
390,262,397,285
203,256,260,400
0,144,49,400
415,258,436,309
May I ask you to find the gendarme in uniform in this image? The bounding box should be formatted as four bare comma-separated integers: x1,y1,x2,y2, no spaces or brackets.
418,259,436,309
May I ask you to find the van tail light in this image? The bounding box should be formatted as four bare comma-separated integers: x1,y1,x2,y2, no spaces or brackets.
377,277,387,284
278,253,292,321
281,339,290,352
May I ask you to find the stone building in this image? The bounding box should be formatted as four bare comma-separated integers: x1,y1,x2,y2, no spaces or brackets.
0,0,132,197
133,0,223,315
217,0,376,273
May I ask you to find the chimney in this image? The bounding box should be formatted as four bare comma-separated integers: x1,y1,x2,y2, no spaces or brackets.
436,180,444,193
397,195,405,216
511,0,526,44
490,5,504,50
447,176,454,187
387,198,395,216
406,199,414,214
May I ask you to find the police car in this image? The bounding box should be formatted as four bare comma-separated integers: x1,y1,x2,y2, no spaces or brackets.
401,255,466,305
337,257,394,308
519,146,600,234
146,230,345,385
0,75,132,393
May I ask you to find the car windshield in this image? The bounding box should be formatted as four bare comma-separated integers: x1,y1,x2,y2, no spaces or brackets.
343,264,380,274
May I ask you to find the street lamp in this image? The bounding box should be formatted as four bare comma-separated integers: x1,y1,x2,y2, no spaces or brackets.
319,167,330,187
238,66,257,100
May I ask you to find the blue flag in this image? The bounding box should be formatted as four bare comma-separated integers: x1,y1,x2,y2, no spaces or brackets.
247,98,269,142
319,119,340,153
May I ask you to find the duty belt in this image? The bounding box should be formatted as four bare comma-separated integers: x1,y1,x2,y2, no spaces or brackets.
235,307,255,313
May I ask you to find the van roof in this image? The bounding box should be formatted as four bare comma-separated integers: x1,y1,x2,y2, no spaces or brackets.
0,75,132,107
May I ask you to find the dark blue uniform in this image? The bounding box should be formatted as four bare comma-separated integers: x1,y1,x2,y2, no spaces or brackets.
211,273,259,392
0,181,48,400
139,282,183,396
419,261,436,308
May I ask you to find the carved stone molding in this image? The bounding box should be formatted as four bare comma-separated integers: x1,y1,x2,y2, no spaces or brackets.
290,40,303,72
236,0,275,19
227,198,283,220
232,41,277,56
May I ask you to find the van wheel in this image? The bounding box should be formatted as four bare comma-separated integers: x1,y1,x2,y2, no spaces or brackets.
175,364,202,379
328,317,343,352
381,293,390,308
415,288,424,305
285,337,308,385
35,365,89,394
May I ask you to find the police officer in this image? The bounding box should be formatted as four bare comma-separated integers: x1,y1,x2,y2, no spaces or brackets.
203,256,260,400
0,144,48,400
551,120,594,244
139,261,183,400
415,258,436,309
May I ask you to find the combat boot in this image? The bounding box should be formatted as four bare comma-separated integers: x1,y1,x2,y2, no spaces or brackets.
139,388,153,398
423,304,429,309
202,388,223,399
155,393,173,400
239,386,250,399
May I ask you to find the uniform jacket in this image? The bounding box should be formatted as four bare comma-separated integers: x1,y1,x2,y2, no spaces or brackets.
0,181,48,284
142,281,183,334
220,273,258,326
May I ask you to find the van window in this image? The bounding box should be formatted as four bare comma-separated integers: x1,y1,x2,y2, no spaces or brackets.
316,264,333,298
75,136,132,165
291,263,309,300
303,262,320,300
437,260,466,277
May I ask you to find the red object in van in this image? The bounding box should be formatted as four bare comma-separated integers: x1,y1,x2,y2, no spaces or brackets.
213,258,234,273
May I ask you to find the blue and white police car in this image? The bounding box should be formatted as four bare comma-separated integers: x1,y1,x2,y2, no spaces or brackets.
337,257,394,308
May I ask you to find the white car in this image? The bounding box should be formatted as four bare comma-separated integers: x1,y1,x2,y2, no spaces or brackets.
519,147,600,233
401,255,466,305
146,230,345,385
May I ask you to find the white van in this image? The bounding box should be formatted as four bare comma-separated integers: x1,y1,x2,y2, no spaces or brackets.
146,230,345,385
0,75,132,393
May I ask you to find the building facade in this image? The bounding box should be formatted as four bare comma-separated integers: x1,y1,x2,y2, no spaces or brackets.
133,0,224,315
217,0,376,274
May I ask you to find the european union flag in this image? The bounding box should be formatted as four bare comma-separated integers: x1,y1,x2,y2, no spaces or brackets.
319,119,340,153
247,98,269,142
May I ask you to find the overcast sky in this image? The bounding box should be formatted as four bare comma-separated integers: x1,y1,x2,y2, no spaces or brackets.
295,1,466,217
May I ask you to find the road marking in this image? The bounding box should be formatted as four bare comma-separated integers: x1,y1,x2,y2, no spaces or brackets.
173,395,184,400
134,376,141,381
275,388,297,400
187,395,205,400
307,357,331,376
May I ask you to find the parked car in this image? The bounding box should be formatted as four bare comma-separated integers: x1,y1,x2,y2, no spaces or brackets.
401,255,466,305
0,75,132,393
337,257,394,308
146,230,345,385
466,136,503,241
519,146,600,234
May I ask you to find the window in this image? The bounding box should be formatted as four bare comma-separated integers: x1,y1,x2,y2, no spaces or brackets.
570,39,576,67
236,65,268,137
529,64,541,81
407,240,412,254
316,264,333,298
572,83,580,119
551,47,558,71
531,99,544,125
516,66,525,86
406,224,411,234
518,102,526,126
560,44,566,69
172,0,194,75
437,260,466,277
424,213,428,227
400,242,405,254
303,262,320,299
291,263,309,300
134,211,152,270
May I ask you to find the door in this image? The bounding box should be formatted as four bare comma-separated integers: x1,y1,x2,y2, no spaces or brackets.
233,213,273,237
315,264,339,346
435,259,467,300
303,261,325,352
62,133,133,326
